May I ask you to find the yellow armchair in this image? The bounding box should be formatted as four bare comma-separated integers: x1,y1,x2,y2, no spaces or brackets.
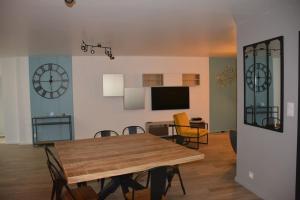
173,112,208,149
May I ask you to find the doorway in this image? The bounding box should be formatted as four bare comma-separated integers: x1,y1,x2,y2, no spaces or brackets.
0,68,4,143
296,31,300,199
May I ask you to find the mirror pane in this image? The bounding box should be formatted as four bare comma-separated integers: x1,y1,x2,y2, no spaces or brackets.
245,46,255,124
244,36,283,132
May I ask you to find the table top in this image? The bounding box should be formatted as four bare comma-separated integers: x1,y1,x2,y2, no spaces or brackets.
55,133,204,184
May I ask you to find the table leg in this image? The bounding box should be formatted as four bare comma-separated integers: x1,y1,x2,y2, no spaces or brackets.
98,177,121,200
151,166,167,200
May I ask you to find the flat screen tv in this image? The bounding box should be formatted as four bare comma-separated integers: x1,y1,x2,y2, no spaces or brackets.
151,87,190,110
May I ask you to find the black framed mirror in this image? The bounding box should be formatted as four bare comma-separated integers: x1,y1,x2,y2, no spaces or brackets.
244,36,284,132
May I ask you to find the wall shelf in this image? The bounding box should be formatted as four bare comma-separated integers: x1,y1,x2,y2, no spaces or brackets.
143,74,163,87
143,73,200,87
182,74,200,86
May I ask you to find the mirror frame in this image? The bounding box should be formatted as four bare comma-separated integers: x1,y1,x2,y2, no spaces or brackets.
243,36,284,132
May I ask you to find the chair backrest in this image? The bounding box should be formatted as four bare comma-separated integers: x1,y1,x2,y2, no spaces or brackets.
94,130,119,138
173,112,190,134
122,126,145,135
45,145,64,172
47,160,76,200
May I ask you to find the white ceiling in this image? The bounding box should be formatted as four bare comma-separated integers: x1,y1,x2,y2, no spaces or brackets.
0,0,297,57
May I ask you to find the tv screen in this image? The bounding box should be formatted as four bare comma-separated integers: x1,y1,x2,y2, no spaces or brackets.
151,87,190,110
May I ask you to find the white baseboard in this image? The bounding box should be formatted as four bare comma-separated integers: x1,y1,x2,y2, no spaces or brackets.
4,140,32,145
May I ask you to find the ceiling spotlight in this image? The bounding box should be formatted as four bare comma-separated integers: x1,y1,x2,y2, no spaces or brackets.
65,0,75,7
80,40,115,60
81,44,86,51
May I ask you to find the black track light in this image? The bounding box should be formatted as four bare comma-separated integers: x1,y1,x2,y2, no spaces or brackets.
80,41,115,60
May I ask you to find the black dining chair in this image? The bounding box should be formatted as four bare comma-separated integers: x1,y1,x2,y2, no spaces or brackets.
122,126,145,135
47,160,98,200
164,165,186,196
45,146,96,200
124,166,168,200
160,136,188,196
94,130,119,138
122,125,185,196
94,130,119,191
122,126,150,188
45,145,64,171
45,146,65,200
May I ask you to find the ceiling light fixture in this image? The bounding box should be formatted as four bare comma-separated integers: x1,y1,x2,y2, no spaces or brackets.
81,41,115,60
65,0,75,7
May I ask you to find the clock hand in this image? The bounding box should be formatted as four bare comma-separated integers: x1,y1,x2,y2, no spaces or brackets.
49,75,53,92
40,79,67,82
50,79,68,82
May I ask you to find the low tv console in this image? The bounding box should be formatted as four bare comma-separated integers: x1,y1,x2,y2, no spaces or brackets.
145,121,174,137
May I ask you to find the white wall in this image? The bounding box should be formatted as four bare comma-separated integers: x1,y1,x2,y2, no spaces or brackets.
0,57,32,144
0,64,4,136
72,56,209,139
235,2,300,200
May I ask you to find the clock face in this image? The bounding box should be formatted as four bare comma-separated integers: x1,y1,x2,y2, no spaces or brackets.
246,63,272,92
32,63,69,99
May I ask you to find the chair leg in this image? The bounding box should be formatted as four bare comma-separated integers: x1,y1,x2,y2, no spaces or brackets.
55,182,63,200
164,171,174,195
207,133,208,144
165,166,186,196
51,183,55,200
164,181,172,195
176,168,186,195
146,171,150,188
199,134,209,145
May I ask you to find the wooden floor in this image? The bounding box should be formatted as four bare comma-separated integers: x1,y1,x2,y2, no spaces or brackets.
0,133,261,200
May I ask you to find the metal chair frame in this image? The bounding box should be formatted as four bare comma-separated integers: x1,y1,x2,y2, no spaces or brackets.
94,130,119,138
126,166,168,200
122,126,145,135
164,165,186,196
173,124,208,149
45,146,66,200
94,130,119,191
47,160,76,200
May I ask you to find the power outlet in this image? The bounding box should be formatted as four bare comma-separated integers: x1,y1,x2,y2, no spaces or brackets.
249,171,254,180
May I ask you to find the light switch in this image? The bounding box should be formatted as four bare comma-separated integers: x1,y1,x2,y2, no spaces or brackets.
287,102,294,117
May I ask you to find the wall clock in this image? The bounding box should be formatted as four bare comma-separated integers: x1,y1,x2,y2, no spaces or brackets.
246,63,272,92
32,63,69,99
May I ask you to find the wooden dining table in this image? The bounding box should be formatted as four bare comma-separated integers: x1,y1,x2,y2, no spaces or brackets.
55,133,204,199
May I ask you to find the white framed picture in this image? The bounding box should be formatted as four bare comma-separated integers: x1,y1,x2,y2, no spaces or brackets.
124,88,145,110
103,74,124,96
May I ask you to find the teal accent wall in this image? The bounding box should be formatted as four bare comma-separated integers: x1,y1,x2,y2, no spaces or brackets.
29,56,74,141
209,57,237,132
